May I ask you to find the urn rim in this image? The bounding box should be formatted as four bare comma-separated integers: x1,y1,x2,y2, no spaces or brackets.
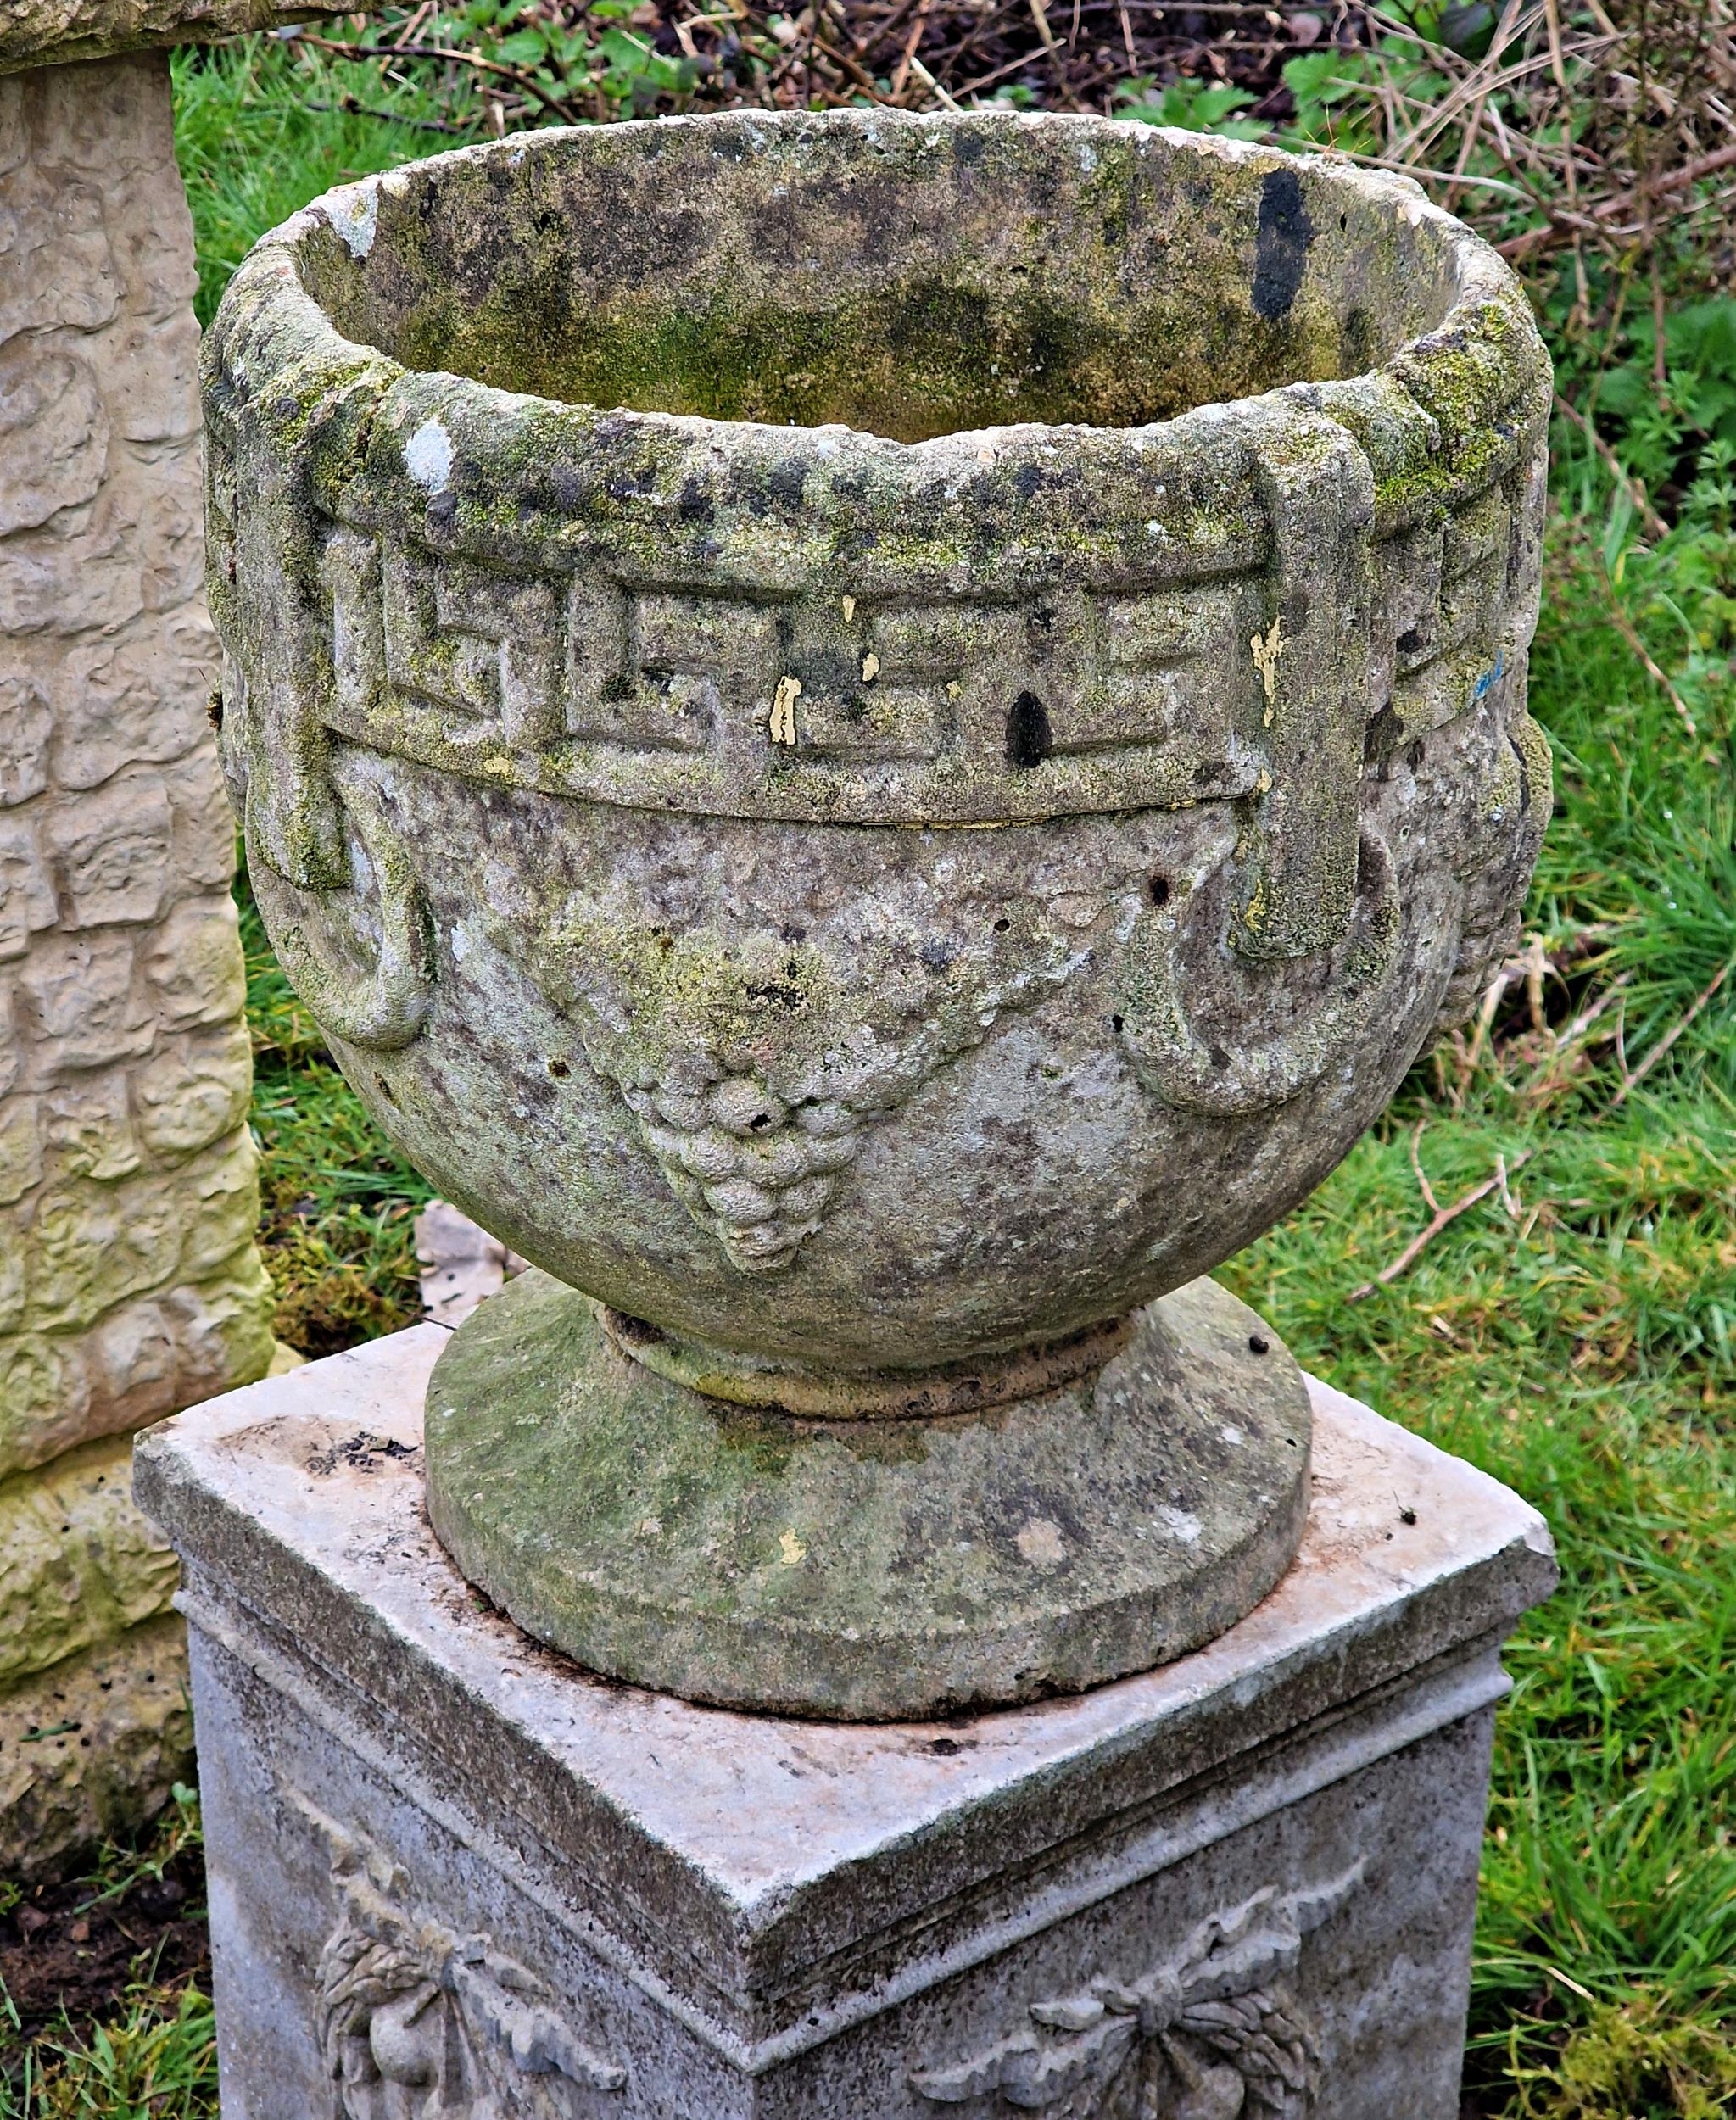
204,107,1548,534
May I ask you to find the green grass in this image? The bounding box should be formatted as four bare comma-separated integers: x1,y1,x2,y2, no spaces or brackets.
2,1988,218,2120
237,866,433,1353
138,36,1736,2119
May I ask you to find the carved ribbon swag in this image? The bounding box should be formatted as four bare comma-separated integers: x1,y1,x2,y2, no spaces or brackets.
910,1865,1364,2120
293,1794,625,2120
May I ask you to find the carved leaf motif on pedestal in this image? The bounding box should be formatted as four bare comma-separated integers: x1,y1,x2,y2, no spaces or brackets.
292,1792,625,2119
910,1864,1363,2120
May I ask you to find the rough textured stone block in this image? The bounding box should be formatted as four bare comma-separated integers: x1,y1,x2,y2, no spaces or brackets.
0,53,272,1488
0,48,276,1877
2,0,371,71
137,1329,1556,2120
0,1612,193,1881
0,1431,178,1687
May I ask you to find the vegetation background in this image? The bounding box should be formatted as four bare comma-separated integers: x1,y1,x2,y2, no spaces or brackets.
4,4,1734,2113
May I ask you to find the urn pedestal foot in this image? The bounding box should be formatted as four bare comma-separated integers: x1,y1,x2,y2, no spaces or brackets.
421,1270,1312,1721
134,1333,1557,2120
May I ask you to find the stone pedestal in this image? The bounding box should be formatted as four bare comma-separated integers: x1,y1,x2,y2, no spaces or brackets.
0,53,275,1872
137,1321,1555,2119
1,0,383,1886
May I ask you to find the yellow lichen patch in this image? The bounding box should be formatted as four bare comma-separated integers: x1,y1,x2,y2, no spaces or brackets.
1252,615,1287,713
769,674,801,746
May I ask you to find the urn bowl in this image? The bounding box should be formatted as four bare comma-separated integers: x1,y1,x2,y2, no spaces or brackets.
206,110,1550,1388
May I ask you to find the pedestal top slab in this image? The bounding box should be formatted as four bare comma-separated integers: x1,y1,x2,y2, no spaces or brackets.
136,1322,1555,2061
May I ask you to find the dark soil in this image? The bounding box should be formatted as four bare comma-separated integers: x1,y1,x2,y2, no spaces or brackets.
0,1843,209,2070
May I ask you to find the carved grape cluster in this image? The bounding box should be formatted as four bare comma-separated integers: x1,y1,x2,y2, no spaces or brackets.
617,1069,866,1275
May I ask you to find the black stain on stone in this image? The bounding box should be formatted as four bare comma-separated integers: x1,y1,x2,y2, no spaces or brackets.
1253,168,1315,321
768,460,807,507
1006,690,1052,769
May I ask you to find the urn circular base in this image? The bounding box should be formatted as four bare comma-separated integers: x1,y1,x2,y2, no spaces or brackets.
422,1269,1312,1721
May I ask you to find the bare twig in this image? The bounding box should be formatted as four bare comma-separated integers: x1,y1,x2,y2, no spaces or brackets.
302,95,469,132
889,0,933,100
1409,1121,1443,1215
1556,975,1628,1050
1348,1150,1536,1301
907,53,963,110
1591,569,1699,738
1610,962,1733,1108
1553,392,1670,543
298,33,589,121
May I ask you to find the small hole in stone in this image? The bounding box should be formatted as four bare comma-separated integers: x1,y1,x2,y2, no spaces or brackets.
1005,690,1052,769
1148,874,1170,907
1111,1013,1125,1032
376,1073,399,1107
929,1738,962,1755
548,1058,571,1079
1398,626,1426,656
1248,1334,1270,1354
993,917,1011,932
750,1113,773,1131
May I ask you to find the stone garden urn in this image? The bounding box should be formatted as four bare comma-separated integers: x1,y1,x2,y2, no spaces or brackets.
204,110,1550,1720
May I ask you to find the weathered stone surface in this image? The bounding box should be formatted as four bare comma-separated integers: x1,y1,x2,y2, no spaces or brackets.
426,1269,1313,1719
208,109,1551,1714
0,1431,178,1688
0,1613,193,1881
0,0,361,73
414,1196,526,1325
209,114,1549,1375
0,51,276,1877
0,55,274,1488
136,1330,1558,2116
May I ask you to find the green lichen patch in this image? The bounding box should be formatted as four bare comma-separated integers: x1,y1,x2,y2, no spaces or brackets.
295,114,1460,445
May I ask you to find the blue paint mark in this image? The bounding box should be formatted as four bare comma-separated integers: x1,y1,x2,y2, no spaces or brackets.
1472,651,1506,701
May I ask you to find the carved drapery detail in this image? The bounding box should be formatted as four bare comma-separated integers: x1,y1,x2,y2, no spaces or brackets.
1116,828,1403,1117
245,766,434,1056
910,1864,1363,2119
292,1793,626,2119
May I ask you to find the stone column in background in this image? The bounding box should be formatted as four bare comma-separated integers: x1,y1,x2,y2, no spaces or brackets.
0,55,276,1876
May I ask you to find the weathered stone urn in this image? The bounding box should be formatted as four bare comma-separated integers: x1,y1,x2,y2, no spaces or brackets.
204,109,1550,1719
